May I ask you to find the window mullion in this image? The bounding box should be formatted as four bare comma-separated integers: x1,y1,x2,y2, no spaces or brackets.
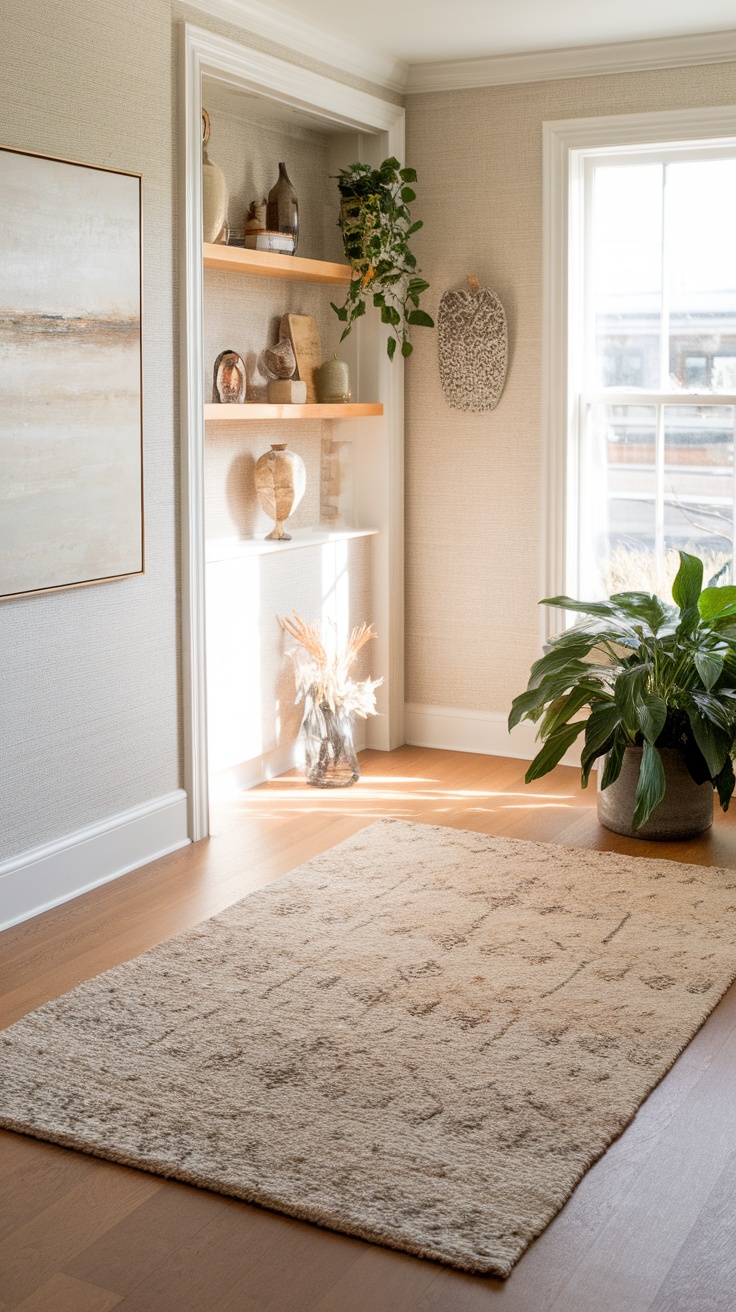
655,402,666,591
660,162,669,391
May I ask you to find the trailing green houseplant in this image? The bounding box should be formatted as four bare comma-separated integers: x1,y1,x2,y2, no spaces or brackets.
331,157,433,361
509,552,736,831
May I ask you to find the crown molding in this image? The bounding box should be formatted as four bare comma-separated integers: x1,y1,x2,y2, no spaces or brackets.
406,28,736,93
185,0,408,94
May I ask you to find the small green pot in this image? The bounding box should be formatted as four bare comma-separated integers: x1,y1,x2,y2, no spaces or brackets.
597,746,714,841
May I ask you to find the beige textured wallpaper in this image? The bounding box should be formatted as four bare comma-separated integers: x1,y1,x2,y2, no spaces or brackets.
405,61,736,714
0,0,385,866
0,0,180,861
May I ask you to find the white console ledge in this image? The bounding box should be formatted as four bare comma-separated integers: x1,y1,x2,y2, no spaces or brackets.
205,526,380,563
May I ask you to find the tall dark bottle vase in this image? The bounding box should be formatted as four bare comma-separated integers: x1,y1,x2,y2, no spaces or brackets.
266,162,299,252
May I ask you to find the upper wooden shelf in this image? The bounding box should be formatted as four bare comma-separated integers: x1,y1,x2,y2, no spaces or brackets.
203,242,351,285
204,403,383,422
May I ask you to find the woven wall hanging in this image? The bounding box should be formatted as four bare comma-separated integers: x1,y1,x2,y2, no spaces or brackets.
437,273,508,412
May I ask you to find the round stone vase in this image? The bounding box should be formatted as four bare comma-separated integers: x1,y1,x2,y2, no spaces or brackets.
597,746,714,841
254,443,306,541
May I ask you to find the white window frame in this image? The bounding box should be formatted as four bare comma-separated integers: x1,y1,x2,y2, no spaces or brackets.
542,105,736,639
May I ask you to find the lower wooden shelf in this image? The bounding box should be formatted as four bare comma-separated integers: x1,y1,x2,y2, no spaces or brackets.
205,527,379,562
204,402,383,422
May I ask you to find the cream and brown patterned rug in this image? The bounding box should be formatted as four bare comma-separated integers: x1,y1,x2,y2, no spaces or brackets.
2,819,736,1277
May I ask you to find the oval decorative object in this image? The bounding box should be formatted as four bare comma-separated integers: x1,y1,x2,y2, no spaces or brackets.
437,274,508,412
263,336,296,380
254,443,306,541
212,349,246,403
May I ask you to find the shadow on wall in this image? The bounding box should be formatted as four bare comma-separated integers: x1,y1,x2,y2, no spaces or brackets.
226,451,259,536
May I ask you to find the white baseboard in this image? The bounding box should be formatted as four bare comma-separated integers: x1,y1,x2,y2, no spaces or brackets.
404,703,581,768
211,739,304,797
0,790,190,932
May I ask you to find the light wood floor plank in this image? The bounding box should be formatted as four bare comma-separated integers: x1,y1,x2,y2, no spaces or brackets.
12,1272,121,1312
0,1160,159,1307
111,1202,306,1311
648,1148,736,1311
63,1180,236,1296
547,1012,736,1312
0,1142,96,1244
309,1247,440,1312
212,1217,366,1312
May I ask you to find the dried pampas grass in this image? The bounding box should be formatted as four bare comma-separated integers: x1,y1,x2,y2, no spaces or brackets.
279,612,382,718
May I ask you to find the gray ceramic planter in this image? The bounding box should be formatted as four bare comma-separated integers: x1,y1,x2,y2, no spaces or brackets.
597,746,714,841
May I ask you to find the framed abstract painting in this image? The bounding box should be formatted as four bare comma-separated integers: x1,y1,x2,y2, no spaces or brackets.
0,145,143,600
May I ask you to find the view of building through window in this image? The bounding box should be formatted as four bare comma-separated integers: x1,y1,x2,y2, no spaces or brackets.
577,154,736,598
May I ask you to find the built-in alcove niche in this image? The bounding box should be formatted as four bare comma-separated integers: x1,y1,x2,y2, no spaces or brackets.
179,42,405,821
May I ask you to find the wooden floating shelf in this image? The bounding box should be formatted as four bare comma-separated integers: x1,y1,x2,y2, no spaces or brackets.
204,402,383,422
203,242,351,285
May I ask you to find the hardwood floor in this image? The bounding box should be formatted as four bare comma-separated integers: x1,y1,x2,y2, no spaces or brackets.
2,746,736,1310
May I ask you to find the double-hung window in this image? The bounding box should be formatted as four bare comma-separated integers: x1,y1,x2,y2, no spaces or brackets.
546,112,736,609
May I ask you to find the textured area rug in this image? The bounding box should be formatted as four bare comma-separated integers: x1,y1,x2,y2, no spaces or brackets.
3,820,736,1277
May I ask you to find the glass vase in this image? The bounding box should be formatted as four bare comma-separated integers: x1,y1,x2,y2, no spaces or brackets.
303,697,360,788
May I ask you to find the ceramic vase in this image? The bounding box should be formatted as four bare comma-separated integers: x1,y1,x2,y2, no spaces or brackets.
254,443,306,541
266,163,298,252
315,354,351,403
597,746,714,841
202,109,228,244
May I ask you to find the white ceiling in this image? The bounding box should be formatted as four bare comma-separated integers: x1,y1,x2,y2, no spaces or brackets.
250,0,736,65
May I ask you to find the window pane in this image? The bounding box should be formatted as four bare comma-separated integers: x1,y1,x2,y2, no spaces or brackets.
580,404,657,596
666,160,736,394
664,404,734,582
591,164,663,391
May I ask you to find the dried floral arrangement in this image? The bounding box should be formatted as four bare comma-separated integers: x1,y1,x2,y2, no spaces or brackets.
279,612,382,718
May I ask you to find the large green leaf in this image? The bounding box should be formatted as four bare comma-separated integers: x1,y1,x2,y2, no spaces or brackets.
694,650,725,692
527,645,592,690
608,592,673,634
524,721,586,783
539,685,599,739
714,756,735,810
632,741,667,830
407,309,434,327
685,701,730,777
509,674,604,730
698,586,736,624
690,690,732,733
614,662,652,734
671,551,704,612
600,734,626,791
542,596,632,619
545,615,643,652
636,692,667,745
580,703,623,786
584,702,623,757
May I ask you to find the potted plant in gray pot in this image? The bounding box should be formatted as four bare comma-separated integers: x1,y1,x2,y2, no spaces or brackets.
509,552,736,839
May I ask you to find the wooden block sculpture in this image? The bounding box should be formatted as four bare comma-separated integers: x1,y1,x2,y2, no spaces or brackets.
280,313,322,404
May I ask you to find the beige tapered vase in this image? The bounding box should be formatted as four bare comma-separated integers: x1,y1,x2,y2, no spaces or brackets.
254,443,306,541
597,746,714,841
